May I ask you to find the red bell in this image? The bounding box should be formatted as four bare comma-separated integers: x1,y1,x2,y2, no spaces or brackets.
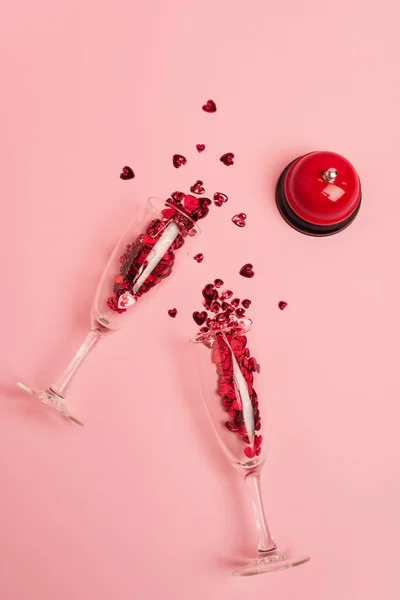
275,151,361,236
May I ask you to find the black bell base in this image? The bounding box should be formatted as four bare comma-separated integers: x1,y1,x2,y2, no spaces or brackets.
275,159,361,237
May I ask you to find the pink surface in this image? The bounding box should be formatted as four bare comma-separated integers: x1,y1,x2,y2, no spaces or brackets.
1,0,399,597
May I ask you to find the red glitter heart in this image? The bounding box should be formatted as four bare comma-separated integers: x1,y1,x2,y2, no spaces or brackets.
232,213,246,227
239,264,254,278
220,152,234,166
220,289,233,300
193,311,208,326
196,144,206,153
242,299,251,309
190,180,205,195
202,99,217,113
213,192,228,207
172,154,187,168
193,253,204,263
120,166,135,180
278,301,288,311
168,308,177,318
214,278,224,288
235,308,245,318
231,298,240,308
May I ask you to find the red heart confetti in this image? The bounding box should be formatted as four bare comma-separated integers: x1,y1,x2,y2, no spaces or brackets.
231,298,240,307
196,144,206,153
213,192,228,207
242,299,251,309
202,99,217,113
220,152,234,166
172,154,187,168
193,253,204,263
120,166,135,180
220,289,233,300
235,308,245,318
190,180,205,195
232,213,246,227
168,308,177,318
214,278,224,288
239,264,254,278
114,274,123,284
278,301,288,311
193,311,208,326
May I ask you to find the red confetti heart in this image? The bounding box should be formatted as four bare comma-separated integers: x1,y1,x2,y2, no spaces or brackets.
244,446,256,459
214,278,224,288
193,253,204,263
168,308,177,318
193,311,208,326
114,274,123,284
278,301,288,311
120,166,135,180
231,298,240,307
202,99,217,113
242,299,251,309
220,289,233,300
196,144,205,153
190,180,205,195
239,264,254,278
172,154,187,168
232,213,246,227
213,192,228,207
235,308,245,318
220,152,234,166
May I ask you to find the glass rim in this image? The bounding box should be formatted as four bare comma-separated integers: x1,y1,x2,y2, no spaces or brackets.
190,317,253,344
148,196,201,235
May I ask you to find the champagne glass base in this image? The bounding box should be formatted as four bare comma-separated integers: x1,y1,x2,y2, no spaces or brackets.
232,551,310,577
16,382,83,426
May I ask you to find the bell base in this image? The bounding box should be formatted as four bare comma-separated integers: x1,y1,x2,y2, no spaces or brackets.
275,158,361,237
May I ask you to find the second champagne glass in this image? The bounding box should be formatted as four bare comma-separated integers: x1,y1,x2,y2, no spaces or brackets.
191,318,310,576
18,194,206,424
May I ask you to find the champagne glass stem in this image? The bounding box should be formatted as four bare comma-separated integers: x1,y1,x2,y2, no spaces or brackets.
244,469,277,553
49,328,103,398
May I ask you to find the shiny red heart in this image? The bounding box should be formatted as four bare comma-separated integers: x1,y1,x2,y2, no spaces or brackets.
213,192,228,207
120,166,135,180
202,99,217,113
190,180,205,195
214,278,224,288
239,264,254,278
232,213,246,227
278,301,288,311
168,308,177,318
196,143,206,152
193,253,204,263
242,299,251,309
220,152,234,166
193,311,208,326
172,154,187,168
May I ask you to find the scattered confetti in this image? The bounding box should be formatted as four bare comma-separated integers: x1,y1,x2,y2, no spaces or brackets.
278,301,288,311
120,166,135,180
196,144,206,153
202,99,217,113
232,213,246,227
239,264,254,278
193,311,208,325
242,299,251,309
214,278,224,288
220,152,234,166
194,253,204,263
173,154,187,168
213,192,228,207
190,180,205,195
168,308,177,318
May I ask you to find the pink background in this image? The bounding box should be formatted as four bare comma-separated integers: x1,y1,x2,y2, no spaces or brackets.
1,1,399,598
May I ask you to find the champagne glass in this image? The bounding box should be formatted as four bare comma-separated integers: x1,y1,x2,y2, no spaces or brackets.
18,196,201,425
191,322,310,576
